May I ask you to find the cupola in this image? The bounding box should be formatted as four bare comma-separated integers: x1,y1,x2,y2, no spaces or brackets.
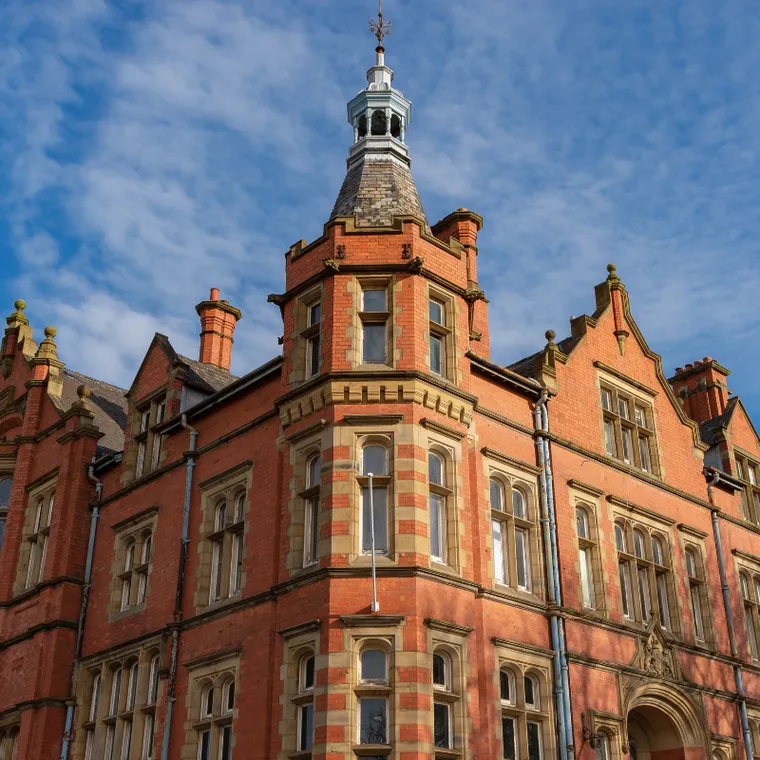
330,8,428,230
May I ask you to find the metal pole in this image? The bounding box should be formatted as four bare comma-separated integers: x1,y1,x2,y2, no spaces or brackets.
368,472,380,612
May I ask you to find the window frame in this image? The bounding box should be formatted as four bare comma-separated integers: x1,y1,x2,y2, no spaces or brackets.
359,282,391,366
734,452,760,525
599,383,657,475
134,396,167,478
358,442,391,557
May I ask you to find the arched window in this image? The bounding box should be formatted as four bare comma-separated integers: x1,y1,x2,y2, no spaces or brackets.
303,454,321,567
207,490,247,604
390,114,401,139
89,673,102,722
360,444,389,555
432,650,458,750
82,670,101,760
0,476,11,554
576,506,595,609
615,522,634,620
500,666,545,760
371,109,387,135
357,114,367,138
428,452,447,563
103,665,123,759
121,541,136,611
147,655,160,704
596,731,612,760
229,492,245,595
119,530,153,611
297,654,315,752
490,478,535,592
358,648,389,747
126,661,139,711
198,682,214,760
524,675,539,710
632,529,652,622
685,547,707,642
740,571,760,659
500,668,515,705
210,501,227,602
0,728,18,760
651,535,672,630
26,491,54,588
219,679,235,760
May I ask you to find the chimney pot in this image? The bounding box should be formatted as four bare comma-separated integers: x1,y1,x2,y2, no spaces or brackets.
675,367,683,374
703,356,712,363
210,287,220,301
685,363,693,370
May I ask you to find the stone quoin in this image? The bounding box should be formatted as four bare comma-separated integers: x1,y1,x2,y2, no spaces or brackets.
1,12,760,760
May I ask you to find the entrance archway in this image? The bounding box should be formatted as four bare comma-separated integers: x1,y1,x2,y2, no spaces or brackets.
624,685,709,760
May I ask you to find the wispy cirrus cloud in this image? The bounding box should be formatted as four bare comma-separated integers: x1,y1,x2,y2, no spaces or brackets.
1,0,760,414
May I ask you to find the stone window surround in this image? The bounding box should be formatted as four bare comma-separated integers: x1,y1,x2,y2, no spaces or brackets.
483,454,543,602
711,734,737,760
427,620,471,759
612,511,681,636
291,284,324,385
596,369,661,478
733,448,760,526
0,472,12,555
676,531,716,648
745,711,760,760
279,623,321,760
733,552,760,663
426,284,459,386
181,651,239,760
194,461,253,613
133,392,167,479
108,508,158,622
74,641,162,760
348,275,395,370
586,710,625,760
426,436,464,574
353,432,395,562
0,723,19,760
572,495,607,615
14,474,57,595
285,424,329,578
492,640,556,760
352,635,395,756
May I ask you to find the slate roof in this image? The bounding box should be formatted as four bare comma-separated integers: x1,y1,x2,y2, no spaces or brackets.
507,336,577,379
330,157,429,231
178,354,238,393
61,369,128,455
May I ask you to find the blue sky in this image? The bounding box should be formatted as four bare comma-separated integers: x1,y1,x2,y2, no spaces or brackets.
1,0,759,419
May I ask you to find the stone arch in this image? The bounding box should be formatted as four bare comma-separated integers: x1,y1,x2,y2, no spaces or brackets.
623,681,709,760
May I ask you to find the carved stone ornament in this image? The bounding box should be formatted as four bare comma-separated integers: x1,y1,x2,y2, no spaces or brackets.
630,620,680,680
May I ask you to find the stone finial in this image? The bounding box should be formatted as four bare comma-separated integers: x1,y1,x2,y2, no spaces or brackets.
545,329,556,346
607,263,620,282
77,384,91,400
6,298,29,327
36,325,59,360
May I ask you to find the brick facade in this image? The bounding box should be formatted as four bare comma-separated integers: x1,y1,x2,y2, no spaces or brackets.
0,36,759,760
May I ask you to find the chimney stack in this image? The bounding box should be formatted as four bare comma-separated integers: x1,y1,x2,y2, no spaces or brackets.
668,357,730,425
194,288,242,371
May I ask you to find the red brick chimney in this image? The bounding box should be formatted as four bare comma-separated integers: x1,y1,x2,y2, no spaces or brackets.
668,357,730,424
194,288,242,371
431,208,483,283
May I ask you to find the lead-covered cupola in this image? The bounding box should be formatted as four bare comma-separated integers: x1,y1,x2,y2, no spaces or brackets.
330,8,429,230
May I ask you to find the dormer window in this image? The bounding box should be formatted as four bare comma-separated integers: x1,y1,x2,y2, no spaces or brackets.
135,396,167,478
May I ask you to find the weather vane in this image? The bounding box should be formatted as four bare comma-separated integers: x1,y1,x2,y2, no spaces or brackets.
369,0,392,49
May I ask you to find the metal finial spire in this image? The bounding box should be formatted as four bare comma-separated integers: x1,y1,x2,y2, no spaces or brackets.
369,0,392,49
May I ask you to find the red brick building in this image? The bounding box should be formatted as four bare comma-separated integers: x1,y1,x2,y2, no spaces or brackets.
1,29,760,760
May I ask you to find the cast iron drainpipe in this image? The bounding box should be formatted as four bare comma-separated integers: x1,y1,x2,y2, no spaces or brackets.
706,469,753,760
60,459,103,760
534,390,575,760
160,415,198,760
